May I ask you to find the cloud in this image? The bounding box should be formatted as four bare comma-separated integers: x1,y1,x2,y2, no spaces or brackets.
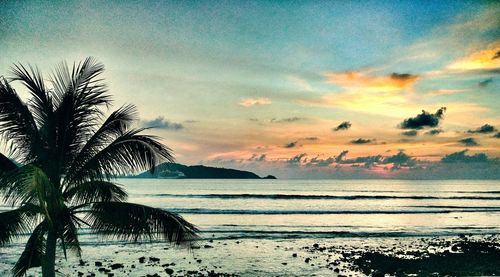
284,141,299,148
325,71,419,92
426,89,468,96
286,153,307,166
447,43,500,71
239,97,272,107
141,116,184,130
381,151,416,168
333,121,352,131
270,117,304,123
458,137,479,146
350,138,373,144
401,130,418,137
468,124,497,134
494,50,500,60
248,154,267,162
478,78,493,87
306,156,336,167
441,149,490,163
399,107,446,129
425,129,443,136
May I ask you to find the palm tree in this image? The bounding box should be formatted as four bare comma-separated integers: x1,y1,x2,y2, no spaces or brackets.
0,58,198,277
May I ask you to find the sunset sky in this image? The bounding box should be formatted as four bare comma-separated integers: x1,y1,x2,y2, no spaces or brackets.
1,1,499,178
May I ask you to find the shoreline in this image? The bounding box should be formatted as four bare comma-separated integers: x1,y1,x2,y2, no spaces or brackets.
1,235,498,276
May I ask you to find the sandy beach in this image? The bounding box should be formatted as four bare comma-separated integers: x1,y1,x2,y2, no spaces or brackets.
1,235,498,276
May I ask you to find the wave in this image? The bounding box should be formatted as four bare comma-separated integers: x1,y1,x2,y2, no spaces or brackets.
149,193,500,200
168,208,500,215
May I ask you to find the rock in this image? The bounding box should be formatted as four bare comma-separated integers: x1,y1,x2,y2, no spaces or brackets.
110,263,124,270
204,245,214,248
304,258,311,263
334,268,340,273
372,270,385,277
292,253,297,257
165,268,174,275
107,274,114,277
313,243,319,248
139,257,146,263
196,259,202,263
149,257,160,263
95,261,103,267
281,262,287,265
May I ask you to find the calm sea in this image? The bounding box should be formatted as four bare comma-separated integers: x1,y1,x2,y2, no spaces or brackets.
117,179,500,240
2,179,499,242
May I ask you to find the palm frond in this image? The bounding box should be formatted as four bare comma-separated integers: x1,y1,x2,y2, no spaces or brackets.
48,57,112,174
10,63,53,126
0,78,41,163
67,128,174,182
0,204,41,245
85,202,198,246
64,181,127,205
0,152,18,173
57,208,82,259
0,165,59,210
64,104,137,185
12,221,47,277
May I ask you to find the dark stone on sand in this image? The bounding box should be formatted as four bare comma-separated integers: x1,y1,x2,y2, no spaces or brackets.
79,260,85,266
304,258,311,263
149,257,160,263
204,245,214,248
131,265,136,268
139,257,146,263
95,261,102,267
292,253,297,257
334,268,340,273
197,259,202,263
78,272,84,276
313,243,319,248
282,262,287,265
110,263,124,270
165,268,174,275
107,274,114,277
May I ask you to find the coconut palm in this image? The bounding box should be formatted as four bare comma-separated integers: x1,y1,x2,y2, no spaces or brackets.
0,58,198,277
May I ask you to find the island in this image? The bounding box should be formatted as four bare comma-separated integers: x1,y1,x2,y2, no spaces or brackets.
132,163,277,179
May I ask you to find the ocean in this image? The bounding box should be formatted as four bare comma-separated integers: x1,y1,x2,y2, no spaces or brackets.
118,178,500,240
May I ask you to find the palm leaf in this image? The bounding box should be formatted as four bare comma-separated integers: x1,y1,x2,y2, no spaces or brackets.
67,128,174,182
10,63,53,127
64,180,127,205
57,207,82,259
0,152,17,173
0,78,41,163
64,104,137,187
12,221,47,277
0,204,41,245
85,202,198,245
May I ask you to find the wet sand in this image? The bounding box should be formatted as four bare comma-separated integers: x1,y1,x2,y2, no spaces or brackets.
1,235,498,276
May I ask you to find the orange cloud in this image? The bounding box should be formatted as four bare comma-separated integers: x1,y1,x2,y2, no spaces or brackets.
324,71,419,92
239,97,272,107
447,42,500,71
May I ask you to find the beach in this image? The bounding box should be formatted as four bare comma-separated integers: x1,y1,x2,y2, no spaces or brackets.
1,179,499,276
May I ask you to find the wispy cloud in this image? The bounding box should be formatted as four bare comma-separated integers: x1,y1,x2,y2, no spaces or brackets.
141,116,184,130
239,97,272,107
325,71,419,92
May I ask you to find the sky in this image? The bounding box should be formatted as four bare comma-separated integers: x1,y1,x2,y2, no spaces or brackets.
1,0,499,178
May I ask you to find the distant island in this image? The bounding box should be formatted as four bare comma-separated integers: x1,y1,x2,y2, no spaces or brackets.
131,163,277,179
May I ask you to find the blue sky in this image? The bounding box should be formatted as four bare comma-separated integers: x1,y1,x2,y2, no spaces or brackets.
1,0,499,178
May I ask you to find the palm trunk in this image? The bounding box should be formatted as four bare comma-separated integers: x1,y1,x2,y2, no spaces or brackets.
42,229,57,277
